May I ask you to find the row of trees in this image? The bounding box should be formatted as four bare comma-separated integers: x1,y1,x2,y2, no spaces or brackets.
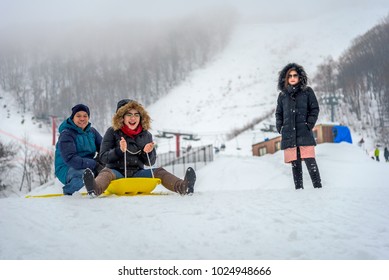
313,15,389,145
0,10,236,132
0,138,53,197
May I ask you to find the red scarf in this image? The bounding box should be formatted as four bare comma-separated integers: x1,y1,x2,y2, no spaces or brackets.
121,124,143,138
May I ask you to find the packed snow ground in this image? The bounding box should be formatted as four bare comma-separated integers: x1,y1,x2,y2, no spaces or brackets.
1,143,389,260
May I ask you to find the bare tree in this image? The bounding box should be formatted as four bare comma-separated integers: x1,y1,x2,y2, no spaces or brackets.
0,140,18,192
33,152,54,185
19,136,34,192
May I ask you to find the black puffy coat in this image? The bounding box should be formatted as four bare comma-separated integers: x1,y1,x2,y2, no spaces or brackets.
275,63,320,150
99,100,156,177
100,127,156,177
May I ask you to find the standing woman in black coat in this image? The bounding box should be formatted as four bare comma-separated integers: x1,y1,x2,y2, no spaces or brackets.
275,63,322,189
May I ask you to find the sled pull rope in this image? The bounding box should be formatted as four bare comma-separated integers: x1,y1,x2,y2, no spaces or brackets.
146,152,155,178
124,150,127,178
124,148,153,178
126,149,142,155
124,149,141,178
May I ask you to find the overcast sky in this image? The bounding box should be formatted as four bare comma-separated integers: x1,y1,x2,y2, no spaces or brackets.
0,0,387,26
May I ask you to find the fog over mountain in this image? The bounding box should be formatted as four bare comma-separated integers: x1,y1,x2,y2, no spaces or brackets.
1,0,387,26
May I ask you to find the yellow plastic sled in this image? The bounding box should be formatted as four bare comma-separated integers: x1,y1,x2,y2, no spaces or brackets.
104,177,161,196
25,178,162,198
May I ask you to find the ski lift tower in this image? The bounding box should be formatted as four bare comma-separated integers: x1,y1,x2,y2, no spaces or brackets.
321,93,343,122
156,130,200,157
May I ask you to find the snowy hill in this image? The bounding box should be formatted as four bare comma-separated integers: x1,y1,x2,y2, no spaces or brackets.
1,1,389,267
1,143,389,260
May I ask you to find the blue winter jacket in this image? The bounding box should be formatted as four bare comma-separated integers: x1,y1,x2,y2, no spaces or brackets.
54,118,102,184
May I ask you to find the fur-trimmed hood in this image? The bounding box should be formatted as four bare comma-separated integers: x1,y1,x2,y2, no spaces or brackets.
112,100,151,131
277,63,308,91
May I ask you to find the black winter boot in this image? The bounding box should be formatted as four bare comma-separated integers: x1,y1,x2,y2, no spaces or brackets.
305,158,322,188
83,168,97,196
291,159,303,189
83,167,116,197
184,167,196,195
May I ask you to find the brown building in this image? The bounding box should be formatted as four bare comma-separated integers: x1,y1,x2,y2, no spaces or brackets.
252,124,335,157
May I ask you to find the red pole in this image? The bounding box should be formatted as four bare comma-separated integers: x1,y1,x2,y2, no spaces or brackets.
176,134,180,158
52,116,57,146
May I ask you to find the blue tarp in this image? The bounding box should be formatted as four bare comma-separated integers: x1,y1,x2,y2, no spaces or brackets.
332,125,352,144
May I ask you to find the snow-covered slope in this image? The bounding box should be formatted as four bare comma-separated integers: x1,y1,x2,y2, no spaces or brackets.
1,143,389,260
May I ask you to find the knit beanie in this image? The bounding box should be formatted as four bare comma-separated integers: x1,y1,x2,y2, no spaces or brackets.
116,99,133,112
70,104,90,119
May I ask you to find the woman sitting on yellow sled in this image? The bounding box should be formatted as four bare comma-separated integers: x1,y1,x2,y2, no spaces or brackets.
83,99,196,197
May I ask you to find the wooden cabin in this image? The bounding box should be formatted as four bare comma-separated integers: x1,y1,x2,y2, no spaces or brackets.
252,124,335,157
313,124,335,144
